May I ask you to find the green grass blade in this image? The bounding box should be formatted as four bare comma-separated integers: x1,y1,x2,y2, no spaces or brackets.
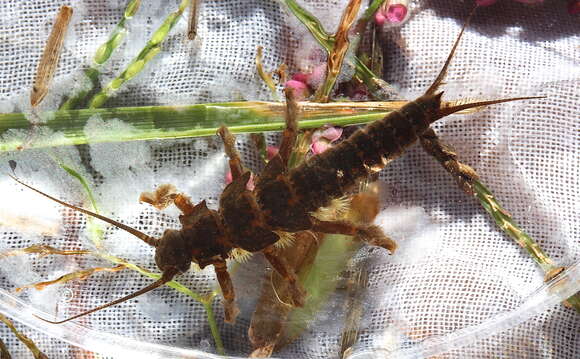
0,101,400,152
87,0,189,108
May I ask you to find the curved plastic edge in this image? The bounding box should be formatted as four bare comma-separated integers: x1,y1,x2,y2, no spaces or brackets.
347,260,580,359
0,292,243,359
1,261,577,359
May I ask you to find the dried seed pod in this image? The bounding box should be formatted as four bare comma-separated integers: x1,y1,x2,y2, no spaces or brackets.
30,6,73,107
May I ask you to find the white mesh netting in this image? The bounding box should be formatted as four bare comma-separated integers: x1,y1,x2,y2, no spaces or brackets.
0,0,578,358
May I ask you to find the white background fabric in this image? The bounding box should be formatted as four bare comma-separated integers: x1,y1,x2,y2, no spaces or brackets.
0,0,578,358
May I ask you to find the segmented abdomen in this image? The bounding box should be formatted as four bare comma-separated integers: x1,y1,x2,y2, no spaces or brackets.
289,94,441,212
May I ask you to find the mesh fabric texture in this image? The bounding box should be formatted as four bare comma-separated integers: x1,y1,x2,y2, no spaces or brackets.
0,0,578,358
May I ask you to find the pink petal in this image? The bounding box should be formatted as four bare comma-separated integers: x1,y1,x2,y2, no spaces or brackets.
386,4,408,23
311,140,330,155
375,11,387,26
291,72,309,83
513,0,543,3
476,0,498,5
306,63,327,88
284,80,310,100
246,174,255,191
320,126,343,142
266,146,279,160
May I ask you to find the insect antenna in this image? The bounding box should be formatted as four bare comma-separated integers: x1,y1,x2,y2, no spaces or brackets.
422,6,545,120
34,268,178,324
9,175,158,247
424,7,476,96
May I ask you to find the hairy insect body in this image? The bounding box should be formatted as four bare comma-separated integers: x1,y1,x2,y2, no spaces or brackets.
20,15,538,325
288,94,441,213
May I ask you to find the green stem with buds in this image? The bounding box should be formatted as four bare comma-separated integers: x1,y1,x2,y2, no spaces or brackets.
60,0,142,110
281,0,394,97
418,129,580,312
473,181,580,312
87,0,189,108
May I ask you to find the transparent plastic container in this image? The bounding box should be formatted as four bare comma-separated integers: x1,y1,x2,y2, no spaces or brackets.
0,1,578,358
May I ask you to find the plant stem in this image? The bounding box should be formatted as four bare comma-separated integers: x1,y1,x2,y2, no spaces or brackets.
57,163,226,346
60,0,142,110
53,160,105,248
0,100,406,152
99,253,205,302
87,0,189,108
202,297,225,355
314,0,363,102
0,313,48,359
280,0,391,96
419,129,580,312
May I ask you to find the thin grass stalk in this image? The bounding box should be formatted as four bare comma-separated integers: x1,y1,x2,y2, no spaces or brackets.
314,0,363,102
58,162,228,346
15,265,126,292
0,101,406,152
419,129,580,312
202,297,225,355
0,313,48,359
0,336,10,359
281,0,384,93
60,0,142,110
87,0,189,108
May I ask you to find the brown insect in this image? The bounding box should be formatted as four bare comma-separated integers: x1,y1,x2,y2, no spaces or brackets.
12,18,538,324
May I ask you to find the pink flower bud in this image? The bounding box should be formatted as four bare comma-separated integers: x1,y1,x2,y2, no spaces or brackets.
225,171,255,191
291,72,309,83
376,1,409,25
386,4,408,23
306,63,327,88
266,146,279,160
318,126,343,143
311,140,330,154
375,11,387,26
284,80,310,100
311,126,343,154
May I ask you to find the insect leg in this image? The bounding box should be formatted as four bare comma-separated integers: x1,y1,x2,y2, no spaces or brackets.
262,246,305,307
138,183,200,216
213,260,240,323
217,126,244,180
310,218,397,253
277,88,299,166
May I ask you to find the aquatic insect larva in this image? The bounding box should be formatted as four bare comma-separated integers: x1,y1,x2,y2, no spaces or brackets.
13,16,539,325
